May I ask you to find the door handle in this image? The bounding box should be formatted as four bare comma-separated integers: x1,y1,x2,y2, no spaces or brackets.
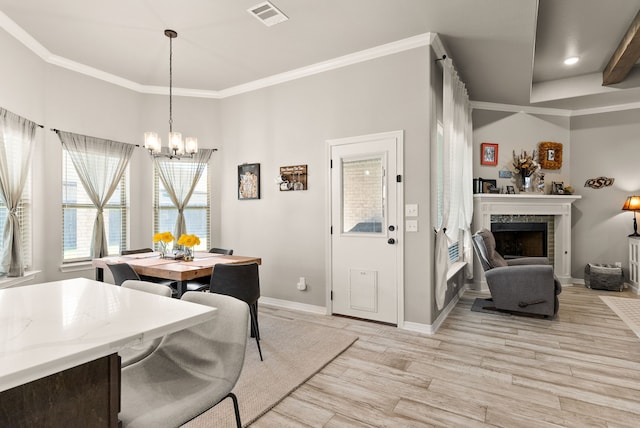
388,238,396,245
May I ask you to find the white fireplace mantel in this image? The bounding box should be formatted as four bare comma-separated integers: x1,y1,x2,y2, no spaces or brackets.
472,194,581,288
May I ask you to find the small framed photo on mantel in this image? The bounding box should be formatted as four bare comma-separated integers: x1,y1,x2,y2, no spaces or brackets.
481,143,498,166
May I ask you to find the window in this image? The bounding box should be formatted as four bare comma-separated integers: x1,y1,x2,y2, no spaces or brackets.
62,151,128,262
153,161,210,251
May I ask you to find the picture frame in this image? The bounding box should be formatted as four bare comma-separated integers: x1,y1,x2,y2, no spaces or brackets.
506,185,515,194
482,179,497,193
238,163,260,200
552,181,565,195
480,143,498,166
538,142,563,170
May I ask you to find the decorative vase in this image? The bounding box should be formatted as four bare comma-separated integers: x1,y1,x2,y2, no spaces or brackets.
183,247,194,261
523,176,532,192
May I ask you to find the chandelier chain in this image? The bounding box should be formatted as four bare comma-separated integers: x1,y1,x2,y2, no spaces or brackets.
169,33,173,133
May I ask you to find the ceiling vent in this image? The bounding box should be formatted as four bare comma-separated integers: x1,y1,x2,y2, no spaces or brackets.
248,1,289,27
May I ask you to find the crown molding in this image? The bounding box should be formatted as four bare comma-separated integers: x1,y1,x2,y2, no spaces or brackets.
218,32,433,98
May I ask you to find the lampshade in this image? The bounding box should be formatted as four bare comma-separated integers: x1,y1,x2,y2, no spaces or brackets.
622,196,640,211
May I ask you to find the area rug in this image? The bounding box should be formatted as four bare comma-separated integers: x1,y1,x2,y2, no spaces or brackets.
600,296,640,339
182,312,358,427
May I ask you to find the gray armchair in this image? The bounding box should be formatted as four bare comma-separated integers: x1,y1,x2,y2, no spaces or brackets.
472,229,561,317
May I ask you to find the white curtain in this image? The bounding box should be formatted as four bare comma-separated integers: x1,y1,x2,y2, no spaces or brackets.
435,58,473,309
154,149,213,238
57,130,134,258
0,108,37,276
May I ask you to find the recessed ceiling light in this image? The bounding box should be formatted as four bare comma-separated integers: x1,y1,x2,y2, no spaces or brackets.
564,56,579,65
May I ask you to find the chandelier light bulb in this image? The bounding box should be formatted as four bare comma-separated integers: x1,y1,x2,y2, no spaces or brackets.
185,137,198,154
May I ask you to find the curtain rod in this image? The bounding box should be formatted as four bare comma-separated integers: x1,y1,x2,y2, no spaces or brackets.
51,128,218,151
435,54,447,62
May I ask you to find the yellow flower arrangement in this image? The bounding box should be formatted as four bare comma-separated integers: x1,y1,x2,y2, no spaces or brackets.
177,234,200,248
153,231,174,257
177,234,200,261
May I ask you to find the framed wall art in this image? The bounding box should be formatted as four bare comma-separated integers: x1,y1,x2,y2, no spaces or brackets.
481,143,498,166
238,163,260,200
278,164,307,191
538,142,563,170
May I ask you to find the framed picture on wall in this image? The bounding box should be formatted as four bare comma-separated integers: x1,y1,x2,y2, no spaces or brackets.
538,141,563,169
238,163,260,200
481,143,498,166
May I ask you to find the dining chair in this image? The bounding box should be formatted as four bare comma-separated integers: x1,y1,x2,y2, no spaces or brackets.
184,247,234,292
209,262,263,361
107,262,178,295
119,280,173,367
119,292,249,428
107,263,141,286
121,248,154,255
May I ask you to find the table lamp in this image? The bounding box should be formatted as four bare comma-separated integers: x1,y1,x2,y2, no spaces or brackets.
622,196,640,236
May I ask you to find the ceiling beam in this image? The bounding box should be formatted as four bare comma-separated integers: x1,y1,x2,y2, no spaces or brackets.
603,10,640,86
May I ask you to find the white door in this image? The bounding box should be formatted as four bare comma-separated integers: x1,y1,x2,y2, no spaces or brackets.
329,131,402,324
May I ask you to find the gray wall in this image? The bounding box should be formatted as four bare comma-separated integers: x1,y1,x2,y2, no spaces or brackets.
2,25,441,325
570,109,640,279
0,28,219,285
218,47,435,324
473,110,571,195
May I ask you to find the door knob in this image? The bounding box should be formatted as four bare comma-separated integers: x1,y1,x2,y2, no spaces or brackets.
388,238,396,244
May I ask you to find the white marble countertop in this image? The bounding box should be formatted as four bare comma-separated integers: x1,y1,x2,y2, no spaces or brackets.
0,278,217,392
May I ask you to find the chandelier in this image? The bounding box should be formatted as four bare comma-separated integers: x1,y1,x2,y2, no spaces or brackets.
144,29,197,159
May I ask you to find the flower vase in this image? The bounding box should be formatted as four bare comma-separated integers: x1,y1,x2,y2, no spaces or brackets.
523,176,532,192
183,247,194,261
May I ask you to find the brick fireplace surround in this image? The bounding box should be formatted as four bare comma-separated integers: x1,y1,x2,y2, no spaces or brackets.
472,194,581,290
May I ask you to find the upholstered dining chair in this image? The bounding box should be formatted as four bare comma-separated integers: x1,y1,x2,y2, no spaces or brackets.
119,292,249,428
107,263,141,286
107,262,177,295
472,228,561,317
209,262,263,361
119,280,174,367
184,247,235,292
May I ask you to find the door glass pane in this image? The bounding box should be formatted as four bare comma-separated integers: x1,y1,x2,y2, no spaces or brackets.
342,157,384,233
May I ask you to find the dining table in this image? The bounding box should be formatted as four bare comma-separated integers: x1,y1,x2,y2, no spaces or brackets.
0,277,218,427
92,251,262,297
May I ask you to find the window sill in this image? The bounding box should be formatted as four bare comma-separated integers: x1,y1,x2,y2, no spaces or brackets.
447,261,467,282
59,261,93,273
0,270,41,289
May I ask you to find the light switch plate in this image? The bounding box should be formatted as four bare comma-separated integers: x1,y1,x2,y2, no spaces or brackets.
405,204,418,217
406,219,418,232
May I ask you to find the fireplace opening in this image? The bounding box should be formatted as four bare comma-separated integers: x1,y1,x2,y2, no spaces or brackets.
491,222,548,259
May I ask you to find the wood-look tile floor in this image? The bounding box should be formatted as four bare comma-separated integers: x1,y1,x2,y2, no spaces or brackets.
253,285,640,427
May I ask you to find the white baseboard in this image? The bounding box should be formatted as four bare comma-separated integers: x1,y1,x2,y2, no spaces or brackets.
259,296,327,315
401,285,466,335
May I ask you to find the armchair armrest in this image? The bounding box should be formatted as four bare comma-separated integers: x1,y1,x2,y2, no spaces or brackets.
506,257,549,266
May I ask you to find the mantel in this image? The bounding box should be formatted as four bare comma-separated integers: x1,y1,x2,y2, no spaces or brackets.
472,193,582,288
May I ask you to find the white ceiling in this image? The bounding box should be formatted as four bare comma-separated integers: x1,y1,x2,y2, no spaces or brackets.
1,0,639,112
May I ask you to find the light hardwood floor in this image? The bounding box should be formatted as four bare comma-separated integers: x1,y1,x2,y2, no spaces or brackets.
253,285,640,427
